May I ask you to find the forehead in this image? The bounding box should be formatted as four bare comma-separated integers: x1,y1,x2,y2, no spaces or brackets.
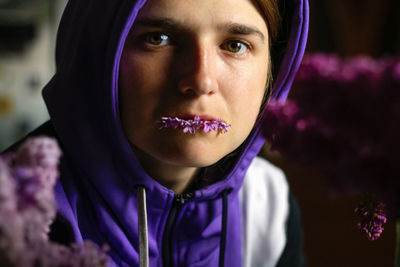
135,0,268,33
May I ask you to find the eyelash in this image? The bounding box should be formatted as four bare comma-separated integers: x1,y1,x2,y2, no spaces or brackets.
144,32,171,46
142,32,252,55
221,39,252,55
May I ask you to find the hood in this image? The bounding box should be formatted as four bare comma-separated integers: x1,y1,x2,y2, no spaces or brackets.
43,0,308,265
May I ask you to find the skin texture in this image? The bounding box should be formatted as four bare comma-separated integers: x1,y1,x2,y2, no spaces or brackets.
119,0,270,193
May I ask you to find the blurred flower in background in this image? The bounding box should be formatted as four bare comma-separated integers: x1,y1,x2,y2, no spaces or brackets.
0,137,110,267
263,54,400,242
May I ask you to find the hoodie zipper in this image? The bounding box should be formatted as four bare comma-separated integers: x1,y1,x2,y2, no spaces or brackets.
162,193,193,267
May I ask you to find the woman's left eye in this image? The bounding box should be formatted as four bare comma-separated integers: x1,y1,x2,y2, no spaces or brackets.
145,32,170,46
222,40,250,54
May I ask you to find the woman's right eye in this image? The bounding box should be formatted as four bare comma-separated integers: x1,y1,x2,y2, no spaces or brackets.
144,32,170,46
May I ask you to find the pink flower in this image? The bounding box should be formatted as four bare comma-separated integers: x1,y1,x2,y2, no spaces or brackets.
0,137,110,266
355,199,387,241
158,116,231,134
14,137,61,170
262,54,400,240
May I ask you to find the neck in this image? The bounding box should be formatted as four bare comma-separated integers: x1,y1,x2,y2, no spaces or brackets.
132,146,200,194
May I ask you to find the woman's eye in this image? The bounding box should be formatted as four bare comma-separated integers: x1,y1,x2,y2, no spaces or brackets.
145,33,170,46
223,40,250,54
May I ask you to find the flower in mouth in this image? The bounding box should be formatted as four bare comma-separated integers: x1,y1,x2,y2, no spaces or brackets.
158,116,231,134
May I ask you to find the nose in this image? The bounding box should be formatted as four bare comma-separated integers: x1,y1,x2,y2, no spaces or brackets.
177,43,218,96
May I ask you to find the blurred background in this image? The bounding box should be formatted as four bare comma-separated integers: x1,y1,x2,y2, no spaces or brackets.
0,0,399,266
263,0,400,266
0,0,66,150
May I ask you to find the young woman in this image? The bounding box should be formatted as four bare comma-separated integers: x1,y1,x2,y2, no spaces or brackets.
14,0,309,266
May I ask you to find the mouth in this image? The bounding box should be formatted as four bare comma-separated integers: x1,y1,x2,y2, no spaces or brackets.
157,115,231,134
175,114,217,121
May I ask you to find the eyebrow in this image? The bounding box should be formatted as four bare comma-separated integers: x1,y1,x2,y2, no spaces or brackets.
134,18,265,42
219,23,265,42
134,18,182,31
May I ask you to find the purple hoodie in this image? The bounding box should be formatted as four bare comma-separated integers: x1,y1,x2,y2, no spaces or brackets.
42,0,309,266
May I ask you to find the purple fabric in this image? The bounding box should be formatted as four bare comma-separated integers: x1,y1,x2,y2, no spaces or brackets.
43,0,309,266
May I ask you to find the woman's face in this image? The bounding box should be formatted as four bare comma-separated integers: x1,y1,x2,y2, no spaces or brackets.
119,0,270,168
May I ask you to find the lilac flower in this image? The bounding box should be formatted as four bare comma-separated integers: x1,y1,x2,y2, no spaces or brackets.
262,54,400,240
158,116,231,134
203,120,212,133
0,160,25,266
0,137,110,266
0,160,17,212
14,137,61,169
355,199,387,241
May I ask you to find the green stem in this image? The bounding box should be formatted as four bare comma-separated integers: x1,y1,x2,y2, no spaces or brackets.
396,220,400,267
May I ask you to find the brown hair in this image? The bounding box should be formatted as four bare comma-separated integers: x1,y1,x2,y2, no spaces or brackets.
253,0,282,44
253,0,282,107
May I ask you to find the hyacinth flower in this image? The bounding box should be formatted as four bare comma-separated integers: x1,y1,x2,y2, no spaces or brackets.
0,137,110,267
158,116,231,134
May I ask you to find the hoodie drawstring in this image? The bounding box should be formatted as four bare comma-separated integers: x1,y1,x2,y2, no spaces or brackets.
137,187,230,267
219,189,230,267
137,187,149,267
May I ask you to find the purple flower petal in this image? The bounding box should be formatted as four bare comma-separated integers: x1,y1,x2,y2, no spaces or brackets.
158,116,231,134
355,199,387,241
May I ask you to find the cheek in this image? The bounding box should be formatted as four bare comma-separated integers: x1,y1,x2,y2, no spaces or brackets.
225,63,268,114
120,54,155,94
224,60,268,138
119,54,155,132
119,54,165,112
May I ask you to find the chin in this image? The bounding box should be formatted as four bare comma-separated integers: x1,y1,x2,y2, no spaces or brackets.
155,139,231,167
131,131,238,168
158,148,224,168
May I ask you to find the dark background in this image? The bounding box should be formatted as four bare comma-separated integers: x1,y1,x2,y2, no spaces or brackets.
263,0,400,266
